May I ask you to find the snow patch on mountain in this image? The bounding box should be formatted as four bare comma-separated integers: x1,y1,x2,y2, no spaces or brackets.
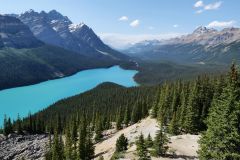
51,20,58,24
69,23,85,32
96,49,110,56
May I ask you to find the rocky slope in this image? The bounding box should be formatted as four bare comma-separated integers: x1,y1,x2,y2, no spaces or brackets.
0,15,43,48
0,134,48,160
95,117,199,160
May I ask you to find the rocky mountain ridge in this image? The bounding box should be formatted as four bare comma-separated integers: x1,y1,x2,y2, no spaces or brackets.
168,26,240,47
14,9,128,60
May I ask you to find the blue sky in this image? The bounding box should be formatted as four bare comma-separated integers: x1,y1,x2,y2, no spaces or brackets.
0,0,239,48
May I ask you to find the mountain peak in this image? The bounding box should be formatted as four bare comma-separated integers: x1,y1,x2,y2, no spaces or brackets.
193,26,216,35
47,9,71,24
48,9,61,16
22,9,37,15
26,9,35,13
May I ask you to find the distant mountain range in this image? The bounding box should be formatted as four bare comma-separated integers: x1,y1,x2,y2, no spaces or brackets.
0,11,130,90
125,26,240,64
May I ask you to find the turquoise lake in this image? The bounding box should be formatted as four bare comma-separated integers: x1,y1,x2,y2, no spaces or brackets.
0,66,138,125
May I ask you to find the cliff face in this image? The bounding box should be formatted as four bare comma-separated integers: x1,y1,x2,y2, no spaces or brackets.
0,15,43,49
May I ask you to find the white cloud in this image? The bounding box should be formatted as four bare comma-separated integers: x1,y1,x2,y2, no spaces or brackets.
204,1,222,10
206,20,236,28
194,1,204,8
130,20,140,27
119,16,128,21
193,1,222,14
173,24,179,28
99,32,184,49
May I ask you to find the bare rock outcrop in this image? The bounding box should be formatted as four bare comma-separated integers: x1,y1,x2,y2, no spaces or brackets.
0,134,49,160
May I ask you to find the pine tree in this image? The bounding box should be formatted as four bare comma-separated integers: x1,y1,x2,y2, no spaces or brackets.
64,125,73,160
151,88,160,118
3,115,13,136
71,117,78,159
16,114,23,135
104,116,111,130
157,84,171,126
146,134,153,148
123,106,130,127
171,83,181,114
141,99,149,118
198,76,213,131
77,115,95,160
78,117,87,160
95,117,103,142
57,114,62,134
7,117,13,134
3,115,8,136
178,88,188,131
199,64,240,159
168,112,179,135
85,127,95,160
116,108,123,130
27,112,33,133
183,82,199,134
115,134,128,152
45,134,52,160
136,133,150,160
154,128,169,156
52,129,64,160
131,101,142,123
59,135,65,159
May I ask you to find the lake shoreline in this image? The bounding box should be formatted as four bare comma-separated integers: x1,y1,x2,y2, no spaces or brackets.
1,60,140,92
0,64,117,92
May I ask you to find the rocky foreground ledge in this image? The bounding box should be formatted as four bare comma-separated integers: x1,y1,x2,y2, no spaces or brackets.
0,134,48,160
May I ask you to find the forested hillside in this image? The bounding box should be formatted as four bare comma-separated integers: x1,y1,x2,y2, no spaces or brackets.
3,82,156,133
2,64,240,159
133,61,227,85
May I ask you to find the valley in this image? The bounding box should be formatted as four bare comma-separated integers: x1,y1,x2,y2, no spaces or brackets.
0,1,240,159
